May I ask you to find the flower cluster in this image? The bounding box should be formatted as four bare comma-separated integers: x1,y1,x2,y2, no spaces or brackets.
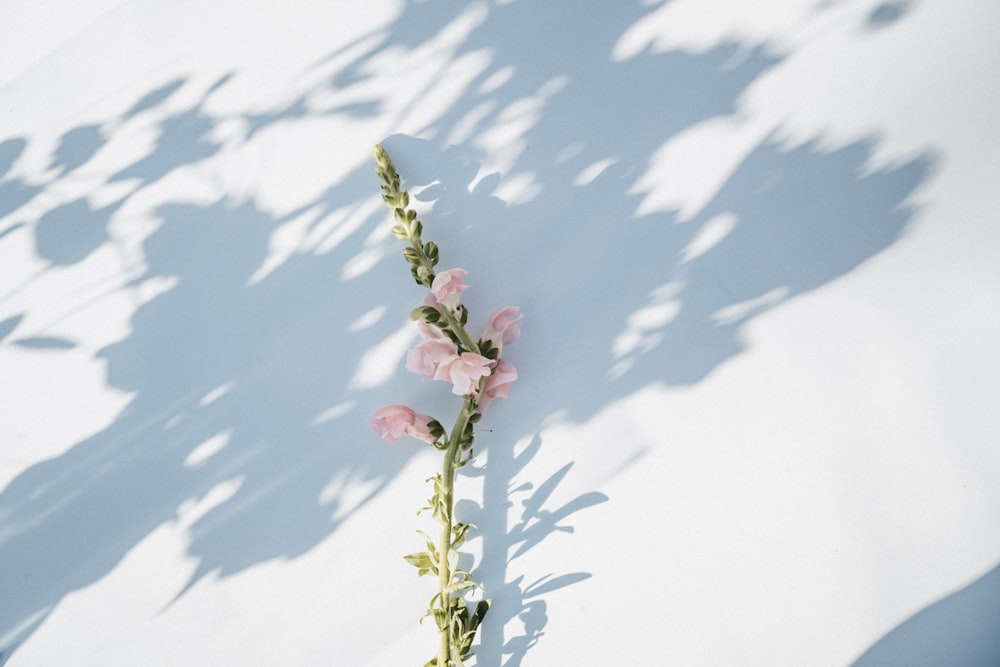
370,268,520,443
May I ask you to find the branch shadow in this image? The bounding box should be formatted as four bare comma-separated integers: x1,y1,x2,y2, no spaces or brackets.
458,434,607,667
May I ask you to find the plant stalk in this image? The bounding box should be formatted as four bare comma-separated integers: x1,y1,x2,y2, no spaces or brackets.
437,399,475,666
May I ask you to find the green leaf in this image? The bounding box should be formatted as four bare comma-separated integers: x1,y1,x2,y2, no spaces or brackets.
452,522,472,547
430,608,448,631
445,580,478,595
417,529,438,557
403,552,434,569
473,599,490,624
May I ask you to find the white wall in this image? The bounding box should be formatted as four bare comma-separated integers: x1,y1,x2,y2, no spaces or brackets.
1,1,998,665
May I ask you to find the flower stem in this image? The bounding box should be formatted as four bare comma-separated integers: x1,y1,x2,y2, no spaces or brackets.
437,398,475,666
440,306,480,354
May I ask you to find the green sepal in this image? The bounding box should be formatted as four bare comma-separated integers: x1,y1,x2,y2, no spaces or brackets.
410,305,440,323
427,419,446,439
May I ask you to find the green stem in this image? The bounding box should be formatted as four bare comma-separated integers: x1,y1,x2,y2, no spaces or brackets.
440,306,480,354
437,398,476,666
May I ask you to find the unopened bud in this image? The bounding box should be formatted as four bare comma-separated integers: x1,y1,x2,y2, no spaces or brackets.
373,144,390,168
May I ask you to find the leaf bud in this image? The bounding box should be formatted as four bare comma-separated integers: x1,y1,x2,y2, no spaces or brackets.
416,265,434,285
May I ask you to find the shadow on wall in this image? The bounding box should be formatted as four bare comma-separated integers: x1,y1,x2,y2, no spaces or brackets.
851,563,1000,666
0,1,933,664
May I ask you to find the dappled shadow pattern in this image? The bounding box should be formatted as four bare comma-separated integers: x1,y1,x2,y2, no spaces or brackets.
1,0,934,662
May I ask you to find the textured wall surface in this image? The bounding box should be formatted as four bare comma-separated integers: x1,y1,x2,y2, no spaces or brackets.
2,1,998,665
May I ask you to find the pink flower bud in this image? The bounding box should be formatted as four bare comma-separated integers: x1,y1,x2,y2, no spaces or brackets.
431,268,468,311
371,404,437,444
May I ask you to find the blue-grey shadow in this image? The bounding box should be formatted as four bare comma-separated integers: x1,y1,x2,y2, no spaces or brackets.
0,138,42,221
866,1,916,30
851,562,1000,666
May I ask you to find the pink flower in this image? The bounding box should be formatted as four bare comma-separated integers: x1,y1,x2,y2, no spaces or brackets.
371,405,437,444
482,306,522,354
441,352,494,396
431,268,468,311
406,337,458,380
477,359,517,413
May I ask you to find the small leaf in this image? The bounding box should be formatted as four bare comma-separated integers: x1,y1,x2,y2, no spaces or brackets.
403,552,434,569
430,608,448,631
452,522,471,547
445,580,478,595
417,530,437,556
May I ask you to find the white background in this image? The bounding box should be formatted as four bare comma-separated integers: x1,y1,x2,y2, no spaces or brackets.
2,1,998,665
